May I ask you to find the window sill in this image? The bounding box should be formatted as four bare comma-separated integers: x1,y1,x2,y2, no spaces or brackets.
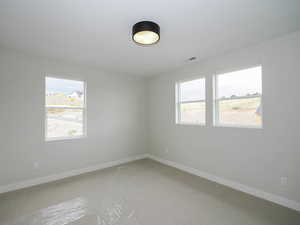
45,135,87,142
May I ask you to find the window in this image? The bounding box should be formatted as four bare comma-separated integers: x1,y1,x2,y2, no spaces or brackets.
214,66,262,128
45,77,86,140
176,78,206,125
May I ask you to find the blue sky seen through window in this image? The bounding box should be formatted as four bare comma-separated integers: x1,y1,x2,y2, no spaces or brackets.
46,77,83,95
180,78,205,102
217,66,262,99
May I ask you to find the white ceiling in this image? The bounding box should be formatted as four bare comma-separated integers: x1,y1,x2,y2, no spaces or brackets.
0,0,300,76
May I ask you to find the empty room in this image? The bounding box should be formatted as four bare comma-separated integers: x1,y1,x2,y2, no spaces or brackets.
1,0,300,224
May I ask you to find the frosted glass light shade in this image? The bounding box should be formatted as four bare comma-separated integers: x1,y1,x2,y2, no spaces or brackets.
132,21,160,45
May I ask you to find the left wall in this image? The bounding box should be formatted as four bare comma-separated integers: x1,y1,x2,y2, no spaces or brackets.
0,48,147,188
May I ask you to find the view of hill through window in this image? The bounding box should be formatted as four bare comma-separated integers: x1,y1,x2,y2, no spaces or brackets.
46,77,85,140
215,66,262,127
177,78,206,124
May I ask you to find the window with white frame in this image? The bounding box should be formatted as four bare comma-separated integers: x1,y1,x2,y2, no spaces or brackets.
176,78,206,124
214,66,262,128
45,77,86,140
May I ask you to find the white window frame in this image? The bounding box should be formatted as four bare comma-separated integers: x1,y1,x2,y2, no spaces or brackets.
175,77,206,126
213,66,263,129
45,76,87,141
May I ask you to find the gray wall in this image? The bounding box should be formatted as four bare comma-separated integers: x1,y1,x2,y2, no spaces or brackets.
147,31,300,202
1,30,299,204
0,49,147,186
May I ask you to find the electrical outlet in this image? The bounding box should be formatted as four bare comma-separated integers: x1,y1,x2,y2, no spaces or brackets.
165,147,169,153
280,177,288,186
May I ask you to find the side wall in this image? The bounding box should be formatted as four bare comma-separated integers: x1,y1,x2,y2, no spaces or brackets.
0,49,147,187
147,31,300,203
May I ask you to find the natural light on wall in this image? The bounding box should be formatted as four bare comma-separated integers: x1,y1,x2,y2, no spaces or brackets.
214,66,262,128
176,78,206,125
45,77,86,140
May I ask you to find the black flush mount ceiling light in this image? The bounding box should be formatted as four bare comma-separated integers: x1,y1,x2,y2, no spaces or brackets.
132,21,160,45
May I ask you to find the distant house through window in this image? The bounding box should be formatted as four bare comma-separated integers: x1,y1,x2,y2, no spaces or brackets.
176,78,206,125
45,77,86,140
214,66,262,128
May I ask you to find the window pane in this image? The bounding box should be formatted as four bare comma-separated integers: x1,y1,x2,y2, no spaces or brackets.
46,77,84,107
217,67,262,99
180,102,205,124
218,97,262,127
47,108,83,139
180,78,205,101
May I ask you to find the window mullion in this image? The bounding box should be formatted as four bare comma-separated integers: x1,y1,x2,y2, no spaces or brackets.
213,75,219,126
46,106,84,110
179,100,205,104
215,95,261,101
177,83,181,123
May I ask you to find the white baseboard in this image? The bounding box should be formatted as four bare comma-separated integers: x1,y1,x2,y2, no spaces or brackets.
0,154,147,194
146,154,300,212
1,153,299,212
